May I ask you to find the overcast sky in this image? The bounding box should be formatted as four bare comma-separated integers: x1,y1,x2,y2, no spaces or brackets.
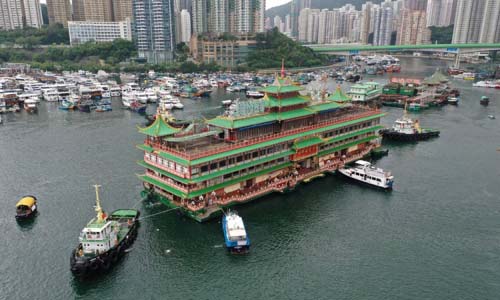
267,0,290,9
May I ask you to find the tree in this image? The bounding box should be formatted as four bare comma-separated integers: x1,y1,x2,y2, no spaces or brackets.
430,25,454,44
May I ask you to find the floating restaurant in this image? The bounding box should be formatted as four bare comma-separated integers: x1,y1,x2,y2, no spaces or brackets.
137,77,385,222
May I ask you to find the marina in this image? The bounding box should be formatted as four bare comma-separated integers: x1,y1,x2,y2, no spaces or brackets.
1,57,500,299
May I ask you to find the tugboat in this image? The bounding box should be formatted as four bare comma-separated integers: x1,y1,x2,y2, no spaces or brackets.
15,196,38,219
222,210,250,254
338,160,394,190
70,185,139,277
480,96,489,106
380,108,440,141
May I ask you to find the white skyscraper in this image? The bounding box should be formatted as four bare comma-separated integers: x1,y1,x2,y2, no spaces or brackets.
478,0,500,43
180,9,191,43
191,0,208,34
0,0,43,30
427,0,456,27
452,0,486,43
373,4,393,46
209,0,228,34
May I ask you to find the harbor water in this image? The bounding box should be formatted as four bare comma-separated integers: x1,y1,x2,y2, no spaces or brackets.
1,58,500,299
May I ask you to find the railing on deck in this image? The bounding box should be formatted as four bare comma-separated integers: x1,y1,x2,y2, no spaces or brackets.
144,109,381,162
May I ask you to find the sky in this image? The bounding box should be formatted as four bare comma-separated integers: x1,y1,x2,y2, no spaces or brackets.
266,0,290,9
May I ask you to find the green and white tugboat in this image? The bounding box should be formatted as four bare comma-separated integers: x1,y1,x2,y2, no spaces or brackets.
70,185,139,277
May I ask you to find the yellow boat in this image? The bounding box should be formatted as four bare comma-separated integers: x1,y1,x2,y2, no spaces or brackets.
16,196,37,219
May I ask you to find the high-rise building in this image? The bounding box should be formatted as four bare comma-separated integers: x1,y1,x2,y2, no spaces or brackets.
360,1,374,44
72,0,86,21
291,0,311,37
397,9,430,45
452,0,486,43
403,0,427,10
285,14,291,33
47,0,72,27
133,0,176,63
426,0,456,27
22,0,44,28
82,0,114,22
209,0,229,34
0,0,24,30
478,0,500,43
191,0,208,34
372,4,393,46
112,0,134,22
180,9,191,43
234,0,252,33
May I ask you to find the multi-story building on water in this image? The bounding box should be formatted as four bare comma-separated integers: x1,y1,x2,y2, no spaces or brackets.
137,78,385,222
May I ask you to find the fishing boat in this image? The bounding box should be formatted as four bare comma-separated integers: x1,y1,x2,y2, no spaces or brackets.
338,160,394,190
59,99,76,110
480,96,489,106
370,148,389,159
222,210,250,254
380,109,440,141
23,98,38,113
488,115,495,119
16,196,37,219
130,101,147,114
95,104,112,112
447,96,459,105
70,185,139,277
193,89,212,98
77,99,95,113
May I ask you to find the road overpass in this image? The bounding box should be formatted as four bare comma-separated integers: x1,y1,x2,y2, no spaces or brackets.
306,43,500,54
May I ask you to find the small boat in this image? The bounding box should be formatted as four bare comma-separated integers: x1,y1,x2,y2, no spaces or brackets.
380,109,439,141
338,160,394,190
488,115,495,119
23,98,38,113
77,100,95,113
222,210,250,254
130,101,147,114
16,196,37,219
59,99,76,110
245,90,264,99
95,104,112,112
447,97,459,105
480,96,489,106
70,185,139,277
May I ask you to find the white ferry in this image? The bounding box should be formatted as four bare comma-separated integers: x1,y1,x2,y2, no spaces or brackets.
222,210,250,254
338,160,394,189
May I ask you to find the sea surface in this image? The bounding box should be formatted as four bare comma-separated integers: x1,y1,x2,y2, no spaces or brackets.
1,58,499,300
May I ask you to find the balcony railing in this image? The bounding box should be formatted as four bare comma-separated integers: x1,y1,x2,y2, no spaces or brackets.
144,109,380,164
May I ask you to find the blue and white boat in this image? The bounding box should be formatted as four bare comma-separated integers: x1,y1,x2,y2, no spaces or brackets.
222,210,250,254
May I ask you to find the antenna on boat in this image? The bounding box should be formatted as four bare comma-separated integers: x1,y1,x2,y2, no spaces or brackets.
93,184,105,221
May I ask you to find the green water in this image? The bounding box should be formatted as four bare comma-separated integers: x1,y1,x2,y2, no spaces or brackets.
1,58,499,299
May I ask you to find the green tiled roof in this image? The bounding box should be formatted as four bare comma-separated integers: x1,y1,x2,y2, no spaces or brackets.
324,125,384,144
136,144,153,152
309,101,342,112
294,136,324,149
276,108,315,120
193,113,385,165
319,136,379,157
188,162,292,198
138,174,187,198
138,150,294,184
327,86,352,102
206,114,276,129
266,95,309,107
138,116,181,137
260,85,303,93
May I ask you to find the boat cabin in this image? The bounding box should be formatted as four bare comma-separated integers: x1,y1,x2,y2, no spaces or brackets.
79,220,118,255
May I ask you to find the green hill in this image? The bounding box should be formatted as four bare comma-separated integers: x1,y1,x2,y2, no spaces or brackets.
246,28,329,69
267,0,384,19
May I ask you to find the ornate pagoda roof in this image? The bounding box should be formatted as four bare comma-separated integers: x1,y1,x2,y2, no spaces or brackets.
327,85,352,102
138,116,181,137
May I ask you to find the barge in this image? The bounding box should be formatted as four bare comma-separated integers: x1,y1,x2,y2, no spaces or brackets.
137,77,385,222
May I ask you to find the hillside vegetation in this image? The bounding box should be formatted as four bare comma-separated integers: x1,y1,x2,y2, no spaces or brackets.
267,0,384,19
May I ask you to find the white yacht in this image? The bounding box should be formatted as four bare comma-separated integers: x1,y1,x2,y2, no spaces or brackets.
43,88,60,102
110,86,121,97
121,92,136,107
145,89,158,103
338,160,394,189
134,91,149,104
